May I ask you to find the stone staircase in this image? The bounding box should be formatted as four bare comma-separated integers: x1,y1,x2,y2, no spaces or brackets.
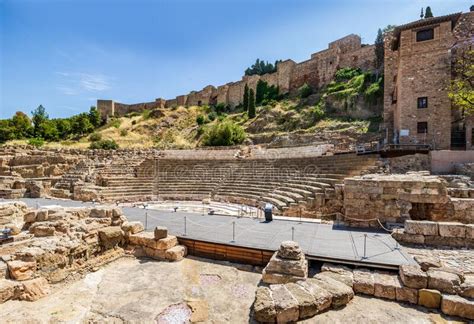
155,153,380,211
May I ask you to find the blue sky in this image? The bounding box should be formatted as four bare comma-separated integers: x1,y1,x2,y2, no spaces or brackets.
0,0,470,118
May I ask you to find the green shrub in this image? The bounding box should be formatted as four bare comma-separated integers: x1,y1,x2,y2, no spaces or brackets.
89,139,119,150
109,119,121,129
120,129,128,137
28,137,45,148
214,103,227,114
298,83,313,98
334,67,362,82
142,109,151,119
207,112,217,121
89,132,102,142
196,114,207,125
312,102,326,122
202,121,246,146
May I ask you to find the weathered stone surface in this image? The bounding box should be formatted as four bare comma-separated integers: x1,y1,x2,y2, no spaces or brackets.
0,279,17,303
98,226,124,250
313,273,354,308
405,220,438,236
317,271,353,288
143,247,166,260
373,272,398,300
399,264,427,289
262,252,308,284
427,269,461,294
460,275,474,299
353,268,375,295
154,226,168,240
18,277,50,301
395,281,418,304
165,245,187,262
277,241,303,260
296,280,332,313
418,289,441,309
253,286,276,323
0,260,8,280
441,294,474,320
438,222,466,238
187,299,209,323
270,284,299,323
7,260,36,281
286,282,318,319
24,211,37,223
31,224,55,237
320,263,353,287
121,221,144,235
155,236,178,250
466,224,474,240
414,255,442,271
395,232,425,245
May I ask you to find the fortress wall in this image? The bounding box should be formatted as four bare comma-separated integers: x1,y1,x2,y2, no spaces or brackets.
98,33,380,116
289,58,319,94
276,60,296,94
339,45,376,71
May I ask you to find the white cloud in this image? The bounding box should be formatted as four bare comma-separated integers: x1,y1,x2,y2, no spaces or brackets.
55,72,111,95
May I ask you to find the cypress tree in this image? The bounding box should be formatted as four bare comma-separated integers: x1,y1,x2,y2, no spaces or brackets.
425,6,433,18
255,80,267,105
243,84,249,111
375,28,384,71
248,89,256,118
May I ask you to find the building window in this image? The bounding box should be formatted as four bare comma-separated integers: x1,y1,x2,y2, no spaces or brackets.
417,122,428,134
417,97,428,108
416,28,434,42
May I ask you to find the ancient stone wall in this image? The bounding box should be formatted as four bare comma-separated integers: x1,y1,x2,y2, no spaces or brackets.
98,33,377,116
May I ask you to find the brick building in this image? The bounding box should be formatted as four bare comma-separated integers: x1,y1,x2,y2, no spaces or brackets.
384,11,474,150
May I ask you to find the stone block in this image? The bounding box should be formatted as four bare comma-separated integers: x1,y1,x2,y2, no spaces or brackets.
262,252,308,284
317,271,353,287
7,260,36,281
399,264,427,289
165,245,187,262
24,211,37,223
18,277,50,301
296,280,332,313
459,275,474,299
373,272,398,300
418,289,441,308
395,282,418,304
277,241,303,260
143,247,166,260
154,226,168,240
31,225,55,237
404,220,438,236
286,282,318,319
121,221,144,235
0,279,17,303
353,268,375,295
254,286,276,322
156,236,178,250
270,284,299,323
0,260,8,280
98,226,124,250
414,255,441,271
313,274,354,308
397,233,425,245
427,269,461,294
466,224,474,239
438,222,466,238
441,294,474,320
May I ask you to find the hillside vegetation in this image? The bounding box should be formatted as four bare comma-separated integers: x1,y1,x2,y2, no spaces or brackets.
1,68,384,149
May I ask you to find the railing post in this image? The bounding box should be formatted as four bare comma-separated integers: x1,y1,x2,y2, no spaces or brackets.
231,221,235,242
291,226,295,241
145,211,148,231
363,234,367,259
184,216,187,236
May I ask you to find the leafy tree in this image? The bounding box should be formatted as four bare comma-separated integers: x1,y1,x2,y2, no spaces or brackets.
383,25,396,33
449,48,474,115
298,83,313,98
424,6,433,18
248,88,256,118
31,105,48,137
243,83,249,111
335,67,362,82
89,132,102,142
88,106,101,127
375,28,384,71
244,59,281,76
71,113,94,136
54,119,72,138
0,120,16,143
38,120,59,141
11,112,33,138
202,121,246,146
471,5,474,12
256,80,267,105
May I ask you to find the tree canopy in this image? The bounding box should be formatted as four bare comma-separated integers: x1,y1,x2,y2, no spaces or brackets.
244,59,282,76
